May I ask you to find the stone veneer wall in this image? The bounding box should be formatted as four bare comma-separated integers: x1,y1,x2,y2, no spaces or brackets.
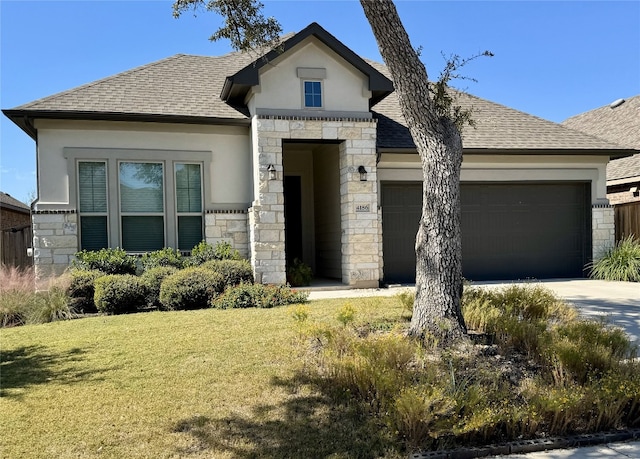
592,204,615,260
31,211,78,279
204,210,249,259
250,115,380,286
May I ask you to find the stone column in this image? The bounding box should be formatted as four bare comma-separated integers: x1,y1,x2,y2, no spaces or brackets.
338,122,380,287
592,204,615,260
249,116,286,284
32,211,78,280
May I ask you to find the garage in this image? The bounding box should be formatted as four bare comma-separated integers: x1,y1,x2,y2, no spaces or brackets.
381,182,592,283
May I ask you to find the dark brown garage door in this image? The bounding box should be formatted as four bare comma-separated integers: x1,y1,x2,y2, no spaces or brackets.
381,182,591,283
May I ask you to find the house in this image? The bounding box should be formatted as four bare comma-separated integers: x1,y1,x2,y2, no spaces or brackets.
563,95,640,239
0,192,30,231
0,192,32,268
3,23,634,284
563,95,640,205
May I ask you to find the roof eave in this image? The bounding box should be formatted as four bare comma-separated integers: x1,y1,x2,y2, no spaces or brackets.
378,146,637,159
2,109,251,136
2,109,38,140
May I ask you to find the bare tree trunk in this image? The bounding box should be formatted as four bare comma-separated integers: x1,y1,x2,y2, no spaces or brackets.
360,0,466,342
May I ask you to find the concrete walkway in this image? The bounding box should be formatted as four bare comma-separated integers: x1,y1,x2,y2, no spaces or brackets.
491,440,640,458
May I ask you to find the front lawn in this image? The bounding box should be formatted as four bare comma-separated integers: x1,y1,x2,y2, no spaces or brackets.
1,298,403,459
3,288,639,458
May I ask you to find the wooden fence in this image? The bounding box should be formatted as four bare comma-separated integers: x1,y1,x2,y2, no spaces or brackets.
1,225,32,269
614,201,640,242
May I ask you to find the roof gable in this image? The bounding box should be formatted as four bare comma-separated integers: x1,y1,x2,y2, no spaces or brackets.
220,22,393,107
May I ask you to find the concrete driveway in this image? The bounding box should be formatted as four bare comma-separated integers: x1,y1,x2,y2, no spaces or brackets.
307,279,640,343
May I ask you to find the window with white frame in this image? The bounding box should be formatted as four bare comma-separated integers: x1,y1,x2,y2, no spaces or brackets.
78,161,109,250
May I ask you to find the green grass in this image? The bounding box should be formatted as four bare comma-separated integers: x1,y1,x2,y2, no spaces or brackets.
0,297,403,459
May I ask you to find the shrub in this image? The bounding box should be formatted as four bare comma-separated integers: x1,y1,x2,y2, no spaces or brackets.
589,236,640,282
159,267,225,310
336,302,357,326
67,269,103,313
140,248,184,271
187,241,241,266
140,266,179,309
94,274,147,314
201,259,254,286
73,248,137,275
211,283,309,309
462,285,577,356
549,320,635,384
286,258,313,287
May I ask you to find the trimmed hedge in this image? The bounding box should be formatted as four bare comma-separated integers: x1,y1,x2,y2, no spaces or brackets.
73,248,137,275
140,266,179,309
159,267,225,310
201,259,254,286
211,283,309,309
186,241,241,266
140,248,184,271
67,269,104,313
94,274,147,314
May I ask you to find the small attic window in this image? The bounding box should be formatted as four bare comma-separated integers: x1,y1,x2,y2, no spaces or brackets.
297,67,326,109
303,81,322,108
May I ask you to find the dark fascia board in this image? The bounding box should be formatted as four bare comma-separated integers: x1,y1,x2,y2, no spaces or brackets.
2,109,251,140
221,22,394,104
461,147,637,160
378,147,637,159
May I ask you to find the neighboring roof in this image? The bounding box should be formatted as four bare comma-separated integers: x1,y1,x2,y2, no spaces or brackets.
562,95,640,181
0,192,30,213
2,23,634,158
221,22,393,107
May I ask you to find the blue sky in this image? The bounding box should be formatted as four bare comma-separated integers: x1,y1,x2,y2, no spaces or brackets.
1,0,639,204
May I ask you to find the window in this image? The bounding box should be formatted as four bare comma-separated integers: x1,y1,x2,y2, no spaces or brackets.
119,162,165,252
71,148,208,253
303,81,322,108
175,163,203,251
78,161,108,250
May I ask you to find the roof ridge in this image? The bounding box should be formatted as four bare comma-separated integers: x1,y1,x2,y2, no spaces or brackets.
14,54,188,110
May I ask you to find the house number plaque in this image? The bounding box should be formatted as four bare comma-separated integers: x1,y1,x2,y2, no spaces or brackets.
355,204,370,213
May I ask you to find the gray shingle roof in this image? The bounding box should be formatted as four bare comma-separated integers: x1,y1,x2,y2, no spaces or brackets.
4,46,633,155
367,60,627,152
0,192,30,213
9,53,254,121
562,95,640,181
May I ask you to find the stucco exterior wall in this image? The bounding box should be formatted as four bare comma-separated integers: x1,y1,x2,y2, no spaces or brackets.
249,38,371,117
378,153,610,204
31,120,253,275
34,120,252,210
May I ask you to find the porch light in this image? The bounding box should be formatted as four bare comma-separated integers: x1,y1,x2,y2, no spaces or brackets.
358,165,367,181
267,164,276,181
